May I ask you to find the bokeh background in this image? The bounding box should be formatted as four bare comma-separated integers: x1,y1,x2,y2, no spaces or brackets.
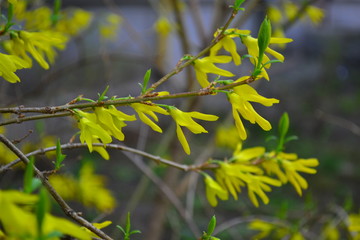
1,0,359,239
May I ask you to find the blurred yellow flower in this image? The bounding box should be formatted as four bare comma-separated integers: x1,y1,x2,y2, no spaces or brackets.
210,28,250,65
49,162,116,212
228,83,279,140
267,6,283,24
0,190,92,239
215,125,241,149
78,162,116,212
306,6,325,26
249,219,303,240
130,102,169,133
56,9,93,36
0,52,30,83
193,55,234,88
168,107,218,154
204,175,228,207
99,13,123,41
4,31,68,70
154,16,172,37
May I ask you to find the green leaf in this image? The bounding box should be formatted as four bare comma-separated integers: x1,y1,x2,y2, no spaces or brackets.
141,69,152,94
230,0,245,11
262,59,283,68
265,135,277,142
207,215,217,235
257,17,272,69
24,156,35,194
54,139,66,170
130,230,141,235
278,112,290,139
285,135,298,143
36,187,50,238
116,225,126,234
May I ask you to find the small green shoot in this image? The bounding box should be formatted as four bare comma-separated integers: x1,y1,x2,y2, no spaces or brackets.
202,215,220,240
24,156,41,193
97,85,110,102
53,139,66,170
230,0,245,11
116,212,141,240
139,68,152,94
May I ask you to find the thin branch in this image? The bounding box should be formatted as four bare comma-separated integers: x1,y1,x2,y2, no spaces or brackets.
0,75,255,127
0,134,113,240
120,150,201,237
0,142,216,173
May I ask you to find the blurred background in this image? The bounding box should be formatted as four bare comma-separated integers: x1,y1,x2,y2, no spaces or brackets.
1,0,359,239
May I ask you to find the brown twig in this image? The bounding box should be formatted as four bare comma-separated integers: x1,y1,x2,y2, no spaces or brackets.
0,142,217,173
0,134,113,240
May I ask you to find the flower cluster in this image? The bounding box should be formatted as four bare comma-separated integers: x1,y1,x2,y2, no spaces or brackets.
49,162,116,212
203,143,319,207
0,0,93,83
75,107,136,159
0,190,92,239
267,1,325,40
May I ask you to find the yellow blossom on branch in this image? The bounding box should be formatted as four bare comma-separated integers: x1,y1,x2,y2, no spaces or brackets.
0,52,30,83
130,102,169,133
203,175,229,207
168,107,218,154
4,31,68,70
193,55,234,88
210,28,251,65
227,83,279,140
241,35,293,80
262,152,319,196
94,106,136,141
76,110,112,152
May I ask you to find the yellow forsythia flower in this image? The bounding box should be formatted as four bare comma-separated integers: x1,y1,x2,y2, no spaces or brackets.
215,125,241,149
204,175,228,207
83,221,112,237
249,219,303,240
210,28,251,65
241,35,293,80
267,6,283,24
193,55,234,88
0,190,92,240
49,163,116,212
130,102,169,133
262,152,319,196
4,31,68,70
77,110,112,152
228,81,279,140
48,174,78,199
99,13,123,41
154,16,172,37
94,106,136,141
56,9,93,36
321,223,340,240
168,107,218,155
0,52,30,83
306,5,325,26
78,162,116,212
348,213,360,239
